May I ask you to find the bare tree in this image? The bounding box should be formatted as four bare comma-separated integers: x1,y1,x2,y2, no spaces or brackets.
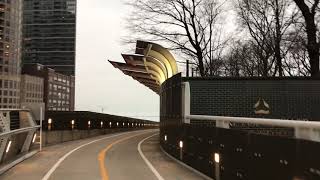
285,29,311,76
126,0,227,77
237,0,272,76
282,14,312,76
292,0,320,77
223,40,258,77
236,0,298,77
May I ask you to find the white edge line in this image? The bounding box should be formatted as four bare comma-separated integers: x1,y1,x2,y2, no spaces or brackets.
42,131,143,180
160,145,214,180
138,133,165,180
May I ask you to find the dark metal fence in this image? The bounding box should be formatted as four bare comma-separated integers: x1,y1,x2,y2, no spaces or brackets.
160,123,320,180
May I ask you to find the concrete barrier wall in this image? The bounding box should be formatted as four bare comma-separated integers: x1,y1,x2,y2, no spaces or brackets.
40,128,145,147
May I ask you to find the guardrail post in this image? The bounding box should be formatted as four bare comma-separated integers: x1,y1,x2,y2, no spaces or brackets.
21,130,36,153
40,107,43,151
182,82,190,124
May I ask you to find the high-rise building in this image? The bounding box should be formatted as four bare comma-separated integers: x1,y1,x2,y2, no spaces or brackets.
0,0,23,109
22,0,76,76
22,63,75,111
20,74,44,104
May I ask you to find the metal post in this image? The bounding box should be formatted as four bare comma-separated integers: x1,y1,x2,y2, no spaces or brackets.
179,141,183,160
182,82,191,124
214,153,220,180
191,68,194,77
40,107,43,151
186,60,189,77
215,162,220,180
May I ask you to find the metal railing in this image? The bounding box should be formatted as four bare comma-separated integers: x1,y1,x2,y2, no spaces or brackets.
0,109,41,170
0,126,40,137
186,115,320,142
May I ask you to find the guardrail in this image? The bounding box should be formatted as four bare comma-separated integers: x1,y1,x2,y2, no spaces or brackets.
0,126,41,137
186,115,320,142
160,115,320,180
0,126,41,168
0,110,159,174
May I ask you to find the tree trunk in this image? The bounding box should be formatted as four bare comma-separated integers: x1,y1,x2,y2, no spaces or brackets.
306,16,320,77
197,52,205,77
293,0,320,77
275,0,283,76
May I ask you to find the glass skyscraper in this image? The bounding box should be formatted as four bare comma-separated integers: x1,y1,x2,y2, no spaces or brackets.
22,0,76,76
0,0,23,108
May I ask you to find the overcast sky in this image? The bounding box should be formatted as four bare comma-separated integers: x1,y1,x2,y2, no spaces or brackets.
75,0,160,121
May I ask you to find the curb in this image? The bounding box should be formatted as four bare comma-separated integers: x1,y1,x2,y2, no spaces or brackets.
160,145,214,180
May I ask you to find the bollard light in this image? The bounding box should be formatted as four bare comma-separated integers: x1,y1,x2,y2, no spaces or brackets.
117,122,119,126
32,134,37,143
88,121,91,125
179,141,183,148
71,120,75,129
179,140,183,160
164,135,167,141
214,153,220,163
214,153,221,180
48,118,52,130
109,122,112,127
101,121,104,128
123,122,125,126
6,140,12,153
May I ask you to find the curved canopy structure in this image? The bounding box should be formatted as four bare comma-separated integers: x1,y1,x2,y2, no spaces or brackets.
108,41,178,94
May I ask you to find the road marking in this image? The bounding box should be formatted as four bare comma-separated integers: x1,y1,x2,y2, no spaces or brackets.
41,131,138,180
98,132,148,180
138,133,165,180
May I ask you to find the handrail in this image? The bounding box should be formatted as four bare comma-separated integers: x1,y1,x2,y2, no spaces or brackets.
0,109,30,111
187,115,320,129
0,126,41,137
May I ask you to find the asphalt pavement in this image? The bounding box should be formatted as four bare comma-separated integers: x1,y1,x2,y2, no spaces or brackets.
0,129,208,180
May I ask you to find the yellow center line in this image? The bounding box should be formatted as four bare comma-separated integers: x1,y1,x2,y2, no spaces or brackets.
98,132,147,180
